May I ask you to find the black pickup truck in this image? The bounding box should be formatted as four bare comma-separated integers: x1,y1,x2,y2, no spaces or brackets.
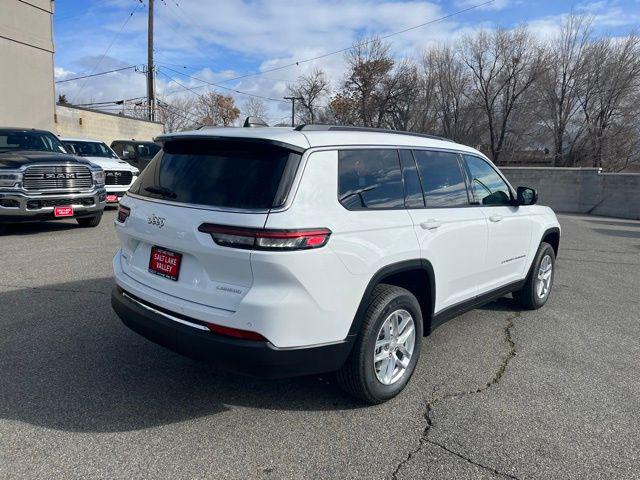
0,128,106,227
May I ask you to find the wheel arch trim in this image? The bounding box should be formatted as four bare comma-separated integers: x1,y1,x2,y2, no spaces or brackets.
347,259,436,338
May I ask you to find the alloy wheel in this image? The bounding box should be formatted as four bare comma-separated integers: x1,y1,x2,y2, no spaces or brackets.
373,309,416,385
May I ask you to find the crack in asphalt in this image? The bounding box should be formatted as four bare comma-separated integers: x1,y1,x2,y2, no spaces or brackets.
391,312,520,480
425,439,519,479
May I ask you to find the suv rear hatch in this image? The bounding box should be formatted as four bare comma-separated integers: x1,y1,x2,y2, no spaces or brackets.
117,138,303,311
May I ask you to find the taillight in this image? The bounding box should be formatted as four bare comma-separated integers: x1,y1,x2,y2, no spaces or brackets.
117,205,131,223
198,224,331,251
206,323,267,341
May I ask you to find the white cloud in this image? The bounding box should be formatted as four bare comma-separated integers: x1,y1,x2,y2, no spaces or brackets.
54,66,75,80
576,0,640,27
454,0,512,11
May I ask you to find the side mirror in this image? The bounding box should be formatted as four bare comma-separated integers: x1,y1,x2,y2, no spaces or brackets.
121,150,130,159
517,186,538,206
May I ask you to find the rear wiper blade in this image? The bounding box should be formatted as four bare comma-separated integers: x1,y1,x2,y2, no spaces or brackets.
144,185,177,199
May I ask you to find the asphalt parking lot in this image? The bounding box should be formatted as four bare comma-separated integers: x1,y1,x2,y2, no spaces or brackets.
1,211,639,479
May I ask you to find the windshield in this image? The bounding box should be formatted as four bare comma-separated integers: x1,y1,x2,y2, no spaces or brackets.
136,143,161,159
63,140,118,159
0,130,67,154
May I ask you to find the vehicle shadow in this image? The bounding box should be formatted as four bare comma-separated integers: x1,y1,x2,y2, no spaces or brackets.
585,219,640,228
0,219,80,236
0,277,361,434
476,296,525,312
592,227,640,239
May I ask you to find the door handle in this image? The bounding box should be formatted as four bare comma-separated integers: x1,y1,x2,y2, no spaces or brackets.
420,219,442,230
489,215,503,223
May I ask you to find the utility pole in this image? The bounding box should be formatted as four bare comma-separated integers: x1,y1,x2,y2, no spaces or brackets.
146,0,155,121
284,96,303,127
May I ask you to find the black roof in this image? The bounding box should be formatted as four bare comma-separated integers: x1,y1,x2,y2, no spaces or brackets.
110,140,160,145
0,127,56,134
294,124,453,142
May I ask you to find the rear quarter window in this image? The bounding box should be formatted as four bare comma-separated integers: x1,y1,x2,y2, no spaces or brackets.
130,139,301,210
338,149,404,210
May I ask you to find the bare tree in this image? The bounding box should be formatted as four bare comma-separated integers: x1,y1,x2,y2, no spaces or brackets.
370,59,419,130
343,37,395,127
242,97,268,120
537,14,592,166
194,91,241,127
460,27,545,162
424,45,476,143
156,96,198,133
580,34,640,168
287,68,330,124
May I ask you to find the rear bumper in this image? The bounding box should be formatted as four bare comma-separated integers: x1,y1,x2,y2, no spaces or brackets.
0,188,106,222
111,287,355,378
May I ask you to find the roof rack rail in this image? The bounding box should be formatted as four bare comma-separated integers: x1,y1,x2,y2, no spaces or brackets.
294,124,453,142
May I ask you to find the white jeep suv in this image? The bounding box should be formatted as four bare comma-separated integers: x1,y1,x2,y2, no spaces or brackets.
111,125,560,403
61,138,139,205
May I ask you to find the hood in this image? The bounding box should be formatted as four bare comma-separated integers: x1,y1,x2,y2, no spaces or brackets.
81,156,139,172
0,151,96,170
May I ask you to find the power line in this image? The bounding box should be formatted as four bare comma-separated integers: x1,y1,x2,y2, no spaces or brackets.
150,0,494,102
55,66,137,84
157,68,210,98
73,0,144,102
73,95,147,107
156,99,202,126
214,0,496,85
160,66,289,103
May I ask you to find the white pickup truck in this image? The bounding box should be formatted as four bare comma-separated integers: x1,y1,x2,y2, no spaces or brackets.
61,137,139,206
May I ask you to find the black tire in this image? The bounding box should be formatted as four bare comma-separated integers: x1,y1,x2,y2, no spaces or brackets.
513,242,555,310
76,213,102,228
337,284,423,404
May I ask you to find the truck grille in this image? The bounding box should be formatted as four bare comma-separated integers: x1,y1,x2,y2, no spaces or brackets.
105,170,133,186
26,197,95,210
23,165,93,191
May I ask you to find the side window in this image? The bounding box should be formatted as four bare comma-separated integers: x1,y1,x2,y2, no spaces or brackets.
399,149,425,208
124,144,137,156
111,143,123,156
463,155,512,206
338,149,404,210
413,150,469,207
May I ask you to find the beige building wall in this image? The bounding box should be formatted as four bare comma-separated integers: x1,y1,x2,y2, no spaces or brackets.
55,105,164,144
0,0,55,129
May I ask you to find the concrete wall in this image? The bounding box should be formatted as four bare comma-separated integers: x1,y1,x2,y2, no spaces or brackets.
0,0,55,130
502,167,640,220
55,105,164,145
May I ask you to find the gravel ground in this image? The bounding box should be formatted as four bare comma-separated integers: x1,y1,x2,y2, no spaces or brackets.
0,211,638,479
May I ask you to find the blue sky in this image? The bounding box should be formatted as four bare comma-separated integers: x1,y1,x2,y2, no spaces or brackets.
53,0,640,123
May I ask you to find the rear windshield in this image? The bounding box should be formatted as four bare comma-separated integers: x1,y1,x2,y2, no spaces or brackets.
63,140,118,158
137,143,161,159
130,139,302,210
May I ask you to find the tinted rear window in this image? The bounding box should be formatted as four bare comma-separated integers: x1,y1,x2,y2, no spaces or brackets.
130,139,301,210
137,143,161,159
338,149,404,210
